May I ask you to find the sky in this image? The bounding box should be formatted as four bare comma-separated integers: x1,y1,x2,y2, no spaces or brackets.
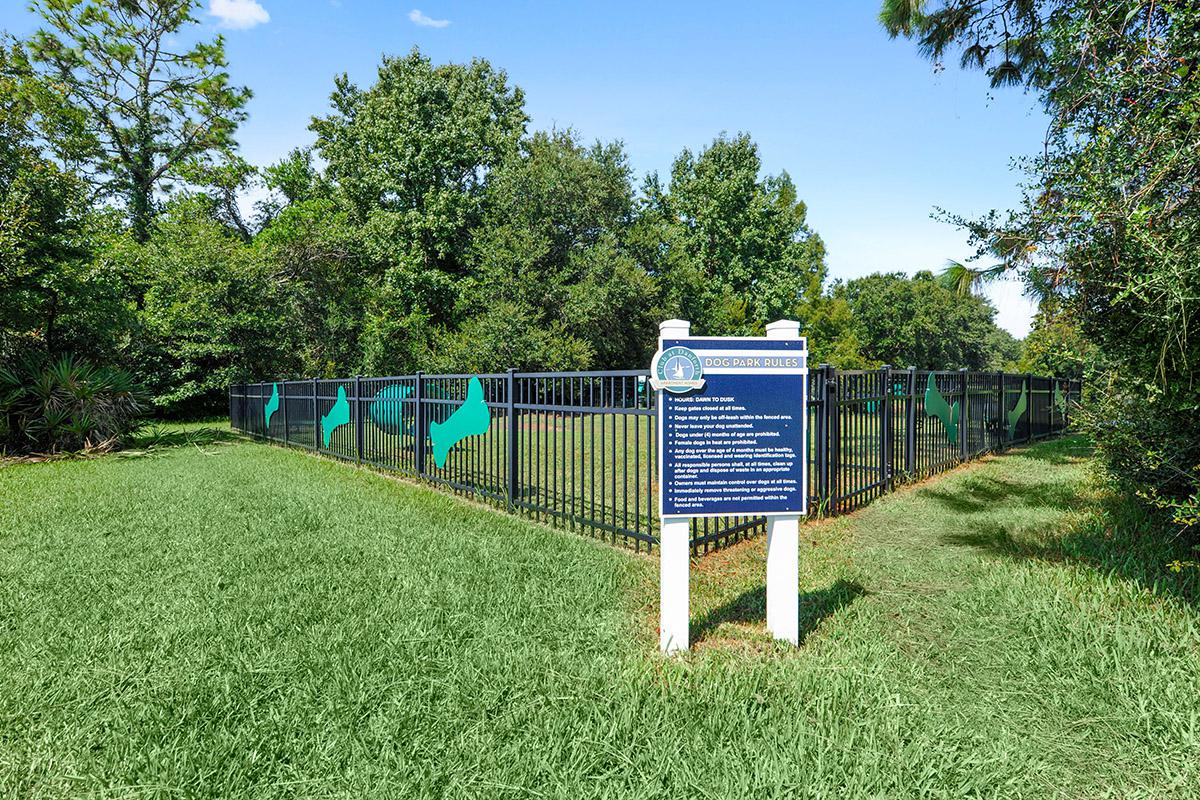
3,0,1050,336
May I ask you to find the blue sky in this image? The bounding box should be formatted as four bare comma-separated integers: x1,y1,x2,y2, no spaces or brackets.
4,0,1049,336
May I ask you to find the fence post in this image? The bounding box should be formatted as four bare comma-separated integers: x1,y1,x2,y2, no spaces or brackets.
311,378,318,450
1056,378,1063,432
414,371,425,476
880,365,892,490
354,375,363,464
904,367,917,476
997,372,1006,450
826,365,839,514
1070,379,1080,429
1026,372,1034,443
506,368,518,508
814,365,829,511
959,367,969,460
1060,377,1068,434
282,381,289,446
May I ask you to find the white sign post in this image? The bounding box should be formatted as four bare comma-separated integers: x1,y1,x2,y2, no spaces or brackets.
764,320,802,646
657,319,693,654
653,318,808,653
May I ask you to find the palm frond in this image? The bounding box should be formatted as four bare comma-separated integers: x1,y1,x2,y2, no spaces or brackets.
938,259,1006,296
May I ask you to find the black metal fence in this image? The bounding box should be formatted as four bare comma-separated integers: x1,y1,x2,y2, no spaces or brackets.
230,367,1081,555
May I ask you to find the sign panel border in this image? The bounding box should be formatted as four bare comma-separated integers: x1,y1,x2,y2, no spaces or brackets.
655,335,809,519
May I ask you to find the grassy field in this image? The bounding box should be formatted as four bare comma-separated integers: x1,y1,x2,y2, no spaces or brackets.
1,429,1198,798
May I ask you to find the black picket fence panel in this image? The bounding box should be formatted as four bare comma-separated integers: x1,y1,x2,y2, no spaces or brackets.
230,366,1081,555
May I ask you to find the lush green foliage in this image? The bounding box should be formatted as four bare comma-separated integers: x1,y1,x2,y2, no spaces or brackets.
883,0,1200,534
0,44,95,361
134,200,294,415
448,130,655,372
836,271,1016,369
1,432,1196,794
1017,299,1096,380
2,2,1030,418
0,353,146,453
638,134,828,337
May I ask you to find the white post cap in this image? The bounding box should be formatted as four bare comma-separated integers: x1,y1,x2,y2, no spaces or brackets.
662,319,691,338
765,319,801,340
658,319,691,343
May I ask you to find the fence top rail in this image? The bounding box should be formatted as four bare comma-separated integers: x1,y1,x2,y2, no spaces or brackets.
513,369,649,379
419,373,509,381
231,367,1082,391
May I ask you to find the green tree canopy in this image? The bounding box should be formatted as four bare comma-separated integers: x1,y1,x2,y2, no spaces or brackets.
135,199,290,414
1019,299,1095,380
837,271,1010,370
311,49,528,372
636,134,828,337
19,0,251,242
452,129,656,372
0,43,135,364
254,197,374,378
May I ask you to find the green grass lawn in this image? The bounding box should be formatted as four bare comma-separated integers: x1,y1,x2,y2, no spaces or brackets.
1,430,1198,798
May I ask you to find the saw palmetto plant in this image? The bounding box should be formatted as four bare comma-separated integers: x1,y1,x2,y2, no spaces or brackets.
0,354,147,455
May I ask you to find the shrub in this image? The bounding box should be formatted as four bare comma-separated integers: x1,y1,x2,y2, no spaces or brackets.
0,354,147,454
1080,373,1200,543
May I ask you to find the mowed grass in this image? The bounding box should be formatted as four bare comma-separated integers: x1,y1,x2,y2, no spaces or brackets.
1,431,1198,798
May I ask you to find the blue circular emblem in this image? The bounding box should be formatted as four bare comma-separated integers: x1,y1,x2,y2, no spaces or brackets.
653,346,705,394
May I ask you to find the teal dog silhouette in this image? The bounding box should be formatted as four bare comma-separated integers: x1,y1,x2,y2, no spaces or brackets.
429,377,490,468
1006,380,1028,440
321,386,351,447
924,373,959,444
264,382,280,428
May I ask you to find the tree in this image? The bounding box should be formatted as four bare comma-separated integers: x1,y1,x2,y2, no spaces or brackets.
181,154,259,242
136,199,290,414
882,0,1200,530
801,294,870,368
0,101,87,359
22,0,251,242
1019,299,1094,380
311,48,527,371
985,326,1023,372
837,271,1008,370
636,134,827,337
0,43,137,365
456,129,656,371
255,147,329,227
255,197,375,377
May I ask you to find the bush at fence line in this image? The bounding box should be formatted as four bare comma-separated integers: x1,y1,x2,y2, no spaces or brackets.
0,354,148,455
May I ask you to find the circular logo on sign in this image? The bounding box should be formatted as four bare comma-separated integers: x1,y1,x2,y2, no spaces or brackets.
651,346,705,393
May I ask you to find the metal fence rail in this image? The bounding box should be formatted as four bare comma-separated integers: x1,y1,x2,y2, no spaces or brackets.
230,366,1081,554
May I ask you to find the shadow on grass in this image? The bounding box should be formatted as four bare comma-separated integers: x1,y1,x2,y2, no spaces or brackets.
692,578,866,646
123,425,238,456
921,442,1200,608
918,475,1086,515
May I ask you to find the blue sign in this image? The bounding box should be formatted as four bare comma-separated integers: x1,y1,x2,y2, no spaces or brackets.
658,337,808,517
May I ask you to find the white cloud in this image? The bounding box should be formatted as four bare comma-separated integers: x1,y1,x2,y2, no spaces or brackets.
209,0,270,30
408,9,450,28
